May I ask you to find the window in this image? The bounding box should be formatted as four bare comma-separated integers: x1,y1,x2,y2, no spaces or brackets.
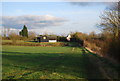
43,37,46,39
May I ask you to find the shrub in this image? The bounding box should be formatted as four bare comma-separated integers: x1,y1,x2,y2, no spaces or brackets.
100,39,120,63
58,36,67,42
2,40,67,47
9,32,20,44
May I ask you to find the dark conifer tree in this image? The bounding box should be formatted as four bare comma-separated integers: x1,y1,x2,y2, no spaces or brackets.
19,25,28,37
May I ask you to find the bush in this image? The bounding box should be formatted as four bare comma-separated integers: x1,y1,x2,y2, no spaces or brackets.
2,40,67,47
100,39,120,63
108,40,120,62
57,36,67,42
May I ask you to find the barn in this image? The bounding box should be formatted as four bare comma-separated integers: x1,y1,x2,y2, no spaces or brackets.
36,35,57,43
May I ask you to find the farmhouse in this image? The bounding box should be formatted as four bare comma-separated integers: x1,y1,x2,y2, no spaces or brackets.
66,34,71,41
36,35,57,43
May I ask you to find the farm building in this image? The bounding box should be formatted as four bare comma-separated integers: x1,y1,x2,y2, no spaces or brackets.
35,35,57,43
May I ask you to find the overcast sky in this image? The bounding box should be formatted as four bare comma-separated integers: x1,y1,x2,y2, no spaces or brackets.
0,0,117,35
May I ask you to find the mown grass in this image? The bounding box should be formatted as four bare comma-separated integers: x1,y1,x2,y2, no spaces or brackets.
2,45,107,80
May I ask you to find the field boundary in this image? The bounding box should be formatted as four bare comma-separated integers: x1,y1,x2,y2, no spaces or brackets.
84,47,119,80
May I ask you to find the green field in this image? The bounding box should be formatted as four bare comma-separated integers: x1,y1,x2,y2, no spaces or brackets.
2,45,119,79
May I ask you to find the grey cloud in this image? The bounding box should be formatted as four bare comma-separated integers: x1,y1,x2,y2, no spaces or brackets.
70,2,90,6
70,2,117,6
1,15,67,29
64,0,118,2
65,0,118,7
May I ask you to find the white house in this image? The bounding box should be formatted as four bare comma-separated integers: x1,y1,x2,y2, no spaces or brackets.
66,34,71,41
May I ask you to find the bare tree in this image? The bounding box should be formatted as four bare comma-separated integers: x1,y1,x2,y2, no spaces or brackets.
99,3,120,39
98,2,120,63
28,31,36,40
89,31,96,38
9,32,19,44
3,27,7,37
2,27,11,38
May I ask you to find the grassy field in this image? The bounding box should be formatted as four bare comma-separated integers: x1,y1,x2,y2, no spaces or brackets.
2,45,119,80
